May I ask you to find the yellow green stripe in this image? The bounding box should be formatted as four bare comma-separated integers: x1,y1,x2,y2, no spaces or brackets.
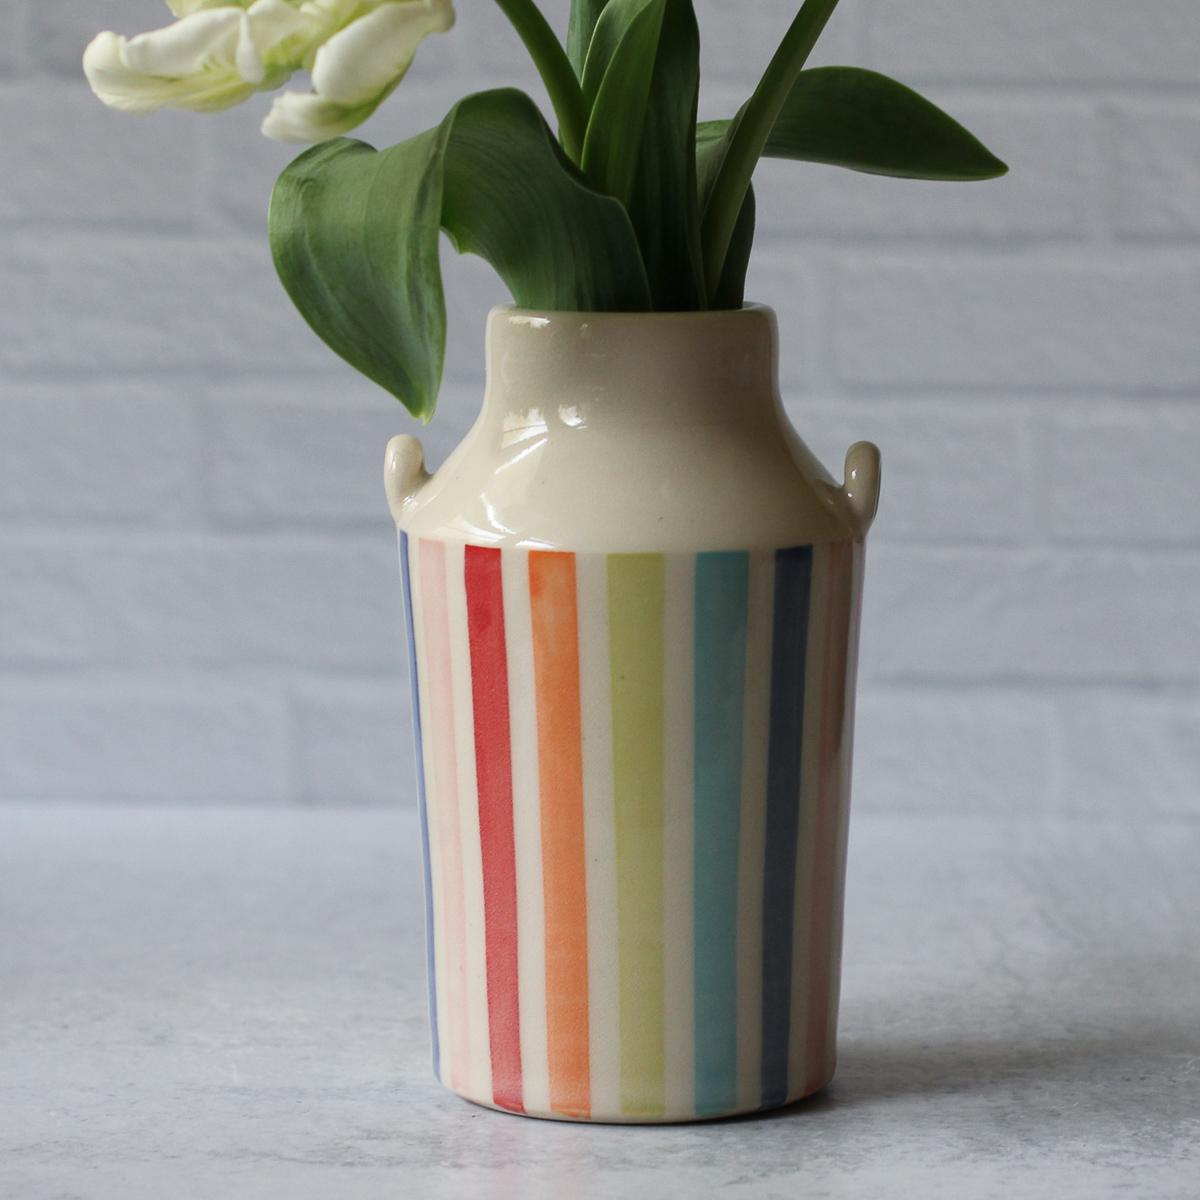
607,553,666,1117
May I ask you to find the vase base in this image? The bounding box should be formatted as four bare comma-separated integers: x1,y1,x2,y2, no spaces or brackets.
441,1071,835,1125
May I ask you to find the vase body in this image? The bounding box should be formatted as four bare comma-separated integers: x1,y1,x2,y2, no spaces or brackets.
386,305,878,1123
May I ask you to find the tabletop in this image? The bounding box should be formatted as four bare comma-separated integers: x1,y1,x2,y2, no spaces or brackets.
3,803,1197,1199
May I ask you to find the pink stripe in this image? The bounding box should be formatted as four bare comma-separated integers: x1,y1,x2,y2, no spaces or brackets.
418,538,471,1092
804,539,855,1095
464,545,524,1113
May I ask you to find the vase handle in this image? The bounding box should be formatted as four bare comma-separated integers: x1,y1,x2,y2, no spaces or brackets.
842,441,881,536
384,435,431,525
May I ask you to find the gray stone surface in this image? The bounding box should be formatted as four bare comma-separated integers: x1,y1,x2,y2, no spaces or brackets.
2,804,1198,1198
3,0,1200,812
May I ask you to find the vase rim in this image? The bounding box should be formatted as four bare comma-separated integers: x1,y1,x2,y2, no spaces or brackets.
493,302,775,324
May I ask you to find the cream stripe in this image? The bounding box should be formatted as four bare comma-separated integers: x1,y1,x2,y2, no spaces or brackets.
662,552,696,1118
820,541,866,1085
503,548,550,1115
789,540,829,1098
735,549,774,1111
576,551,620,1118
416,539,471,1091
444,540,492,1103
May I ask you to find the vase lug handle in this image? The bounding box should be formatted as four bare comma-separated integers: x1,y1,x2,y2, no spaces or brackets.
384,435,431,525
842,441,881,536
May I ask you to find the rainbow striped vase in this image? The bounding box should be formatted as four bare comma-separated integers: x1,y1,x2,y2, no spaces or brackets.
385,305,880,1123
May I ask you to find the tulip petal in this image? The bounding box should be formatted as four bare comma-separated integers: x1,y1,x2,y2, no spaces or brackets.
83,31,180,114
301,0,376,29
85,27,257,114
246,0,322,55
86,0,454,129
120,9,243,77
235,12,266,81
167,0,253,14
310,0,453,105
261,85,388,142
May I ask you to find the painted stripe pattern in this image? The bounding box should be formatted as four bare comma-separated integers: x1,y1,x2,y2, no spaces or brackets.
404,538,864,1121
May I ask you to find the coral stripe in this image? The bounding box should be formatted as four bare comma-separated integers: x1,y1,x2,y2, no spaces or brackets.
804,539,854,1095
464,545,524,1113
529,551,591,1119
607,554,666,1118
418,538,470,1092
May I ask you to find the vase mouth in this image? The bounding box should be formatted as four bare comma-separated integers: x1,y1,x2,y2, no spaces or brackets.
493,302,775,325
483,301,781,428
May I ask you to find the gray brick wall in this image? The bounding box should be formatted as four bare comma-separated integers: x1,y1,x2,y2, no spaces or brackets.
2,0,1198,814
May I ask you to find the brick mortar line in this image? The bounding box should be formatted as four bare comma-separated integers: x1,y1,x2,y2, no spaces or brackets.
0,529,398,551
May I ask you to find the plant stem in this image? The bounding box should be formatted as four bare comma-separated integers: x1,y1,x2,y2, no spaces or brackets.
491,0,590,162
700,0,841,303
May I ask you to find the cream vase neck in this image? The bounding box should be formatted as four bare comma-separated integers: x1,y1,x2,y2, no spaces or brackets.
386,305,879,552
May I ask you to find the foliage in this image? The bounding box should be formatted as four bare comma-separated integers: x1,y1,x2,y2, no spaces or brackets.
84,0,1008,420
271,0,1007,418
271,88,650,420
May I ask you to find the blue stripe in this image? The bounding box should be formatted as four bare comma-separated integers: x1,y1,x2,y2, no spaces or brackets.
760,545,813,1109
400,530,439,1074
693,551,750,1117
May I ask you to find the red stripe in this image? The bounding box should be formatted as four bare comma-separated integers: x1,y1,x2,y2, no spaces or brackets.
464,545,524,1113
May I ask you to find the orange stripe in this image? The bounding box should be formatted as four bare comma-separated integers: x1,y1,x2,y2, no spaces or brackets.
529,551,591,1119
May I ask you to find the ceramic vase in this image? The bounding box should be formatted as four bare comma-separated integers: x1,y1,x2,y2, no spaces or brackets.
384,304,879,1123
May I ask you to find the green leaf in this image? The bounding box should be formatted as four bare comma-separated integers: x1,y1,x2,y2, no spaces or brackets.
580,0,703,309
271,89,650,422
490,0,589,161
699,66,1009,181
580,0,666,206
711,182,755,309
567,0,612,78
696,119,753,310
699,0,842,303
578,0,644,106
441,90,652,313
691,66,1007,301
270,130,449,422
695,115,732,202
625,0,703,311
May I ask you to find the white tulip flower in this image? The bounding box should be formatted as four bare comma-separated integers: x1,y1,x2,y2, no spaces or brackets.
84,0,455,142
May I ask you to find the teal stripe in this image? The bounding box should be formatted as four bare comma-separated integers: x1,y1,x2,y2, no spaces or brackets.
692,551,750,1117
